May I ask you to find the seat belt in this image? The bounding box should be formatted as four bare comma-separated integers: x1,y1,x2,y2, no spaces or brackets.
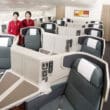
57,96,64,110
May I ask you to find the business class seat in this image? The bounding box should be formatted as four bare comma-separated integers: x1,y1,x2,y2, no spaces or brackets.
79,37,104,58
41,23,57,34
0,35,14,77
63,18,73,23
88,24,103,29
39,18,43,23
90,21,103,24
54,20,66,26
84,28,103,38
47,17,52,22
25,58,104,110
86,21,103,24
20,27,42,51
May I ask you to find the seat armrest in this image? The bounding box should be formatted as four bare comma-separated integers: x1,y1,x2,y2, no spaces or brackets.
25,82,66,110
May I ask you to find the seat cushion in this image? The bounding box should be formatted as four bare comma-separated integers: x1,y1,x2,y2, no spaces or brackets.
40,95,74,110
82,38,101,50
0,37,13,47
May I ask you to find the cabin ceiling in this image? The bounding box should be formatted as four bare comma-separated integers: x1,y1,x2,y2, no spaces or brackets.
0,0,97,11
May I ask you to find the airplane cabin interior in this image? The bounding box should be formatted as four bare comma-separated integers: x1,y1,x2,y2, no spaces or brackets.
0,0,110,110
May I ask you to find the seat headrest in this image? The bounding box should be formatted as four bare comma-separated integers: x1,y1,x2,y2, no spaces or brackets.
87,38,98,49
83,38,101,50
0,37,13,47
46,24,53,30
85,28,103,38
57,20,61,25
25,28,40,36
29,28,37,36
93,24,99,28
41,23,56,32
72,58,103,88
57,20,65,26
90,30,98,36
91,21,102,24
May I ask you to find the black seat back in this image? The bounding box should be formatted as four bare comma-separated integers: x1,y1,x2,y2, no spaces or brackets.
65,58,103,110
90,21,103,24
54,20,66,26
0,35,13,69
22,27,42,51
84,28,103,37
88,24,103,29
41,23,57,34
80,37,103,58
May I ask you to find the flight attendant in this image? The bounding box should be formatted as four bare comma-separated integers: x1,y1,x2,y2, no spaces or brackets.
21,11,35,27
8,12,21,36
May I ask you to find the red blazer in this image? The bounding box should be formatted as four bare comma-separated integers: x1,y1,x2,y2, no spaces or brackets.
21,19,34,28
8,20,21,36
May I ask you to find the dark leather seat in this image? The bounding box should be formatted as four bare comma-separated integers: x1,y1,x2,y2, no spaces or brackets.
80,37,103,58
90,21,103,24
25,58,104,110
84,28,103,38
41,23,57,34
0,35,13,77
21,27,42,51
54,20,66,26
88,24,103,29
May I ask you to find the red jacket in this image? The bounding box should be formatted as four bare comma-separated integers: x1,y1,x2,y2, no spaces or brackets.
8,20,21,36
21,19,34,28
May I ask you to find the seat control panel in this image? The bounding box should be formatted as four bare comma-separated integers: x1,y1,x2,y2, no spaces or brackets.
41,61,53,82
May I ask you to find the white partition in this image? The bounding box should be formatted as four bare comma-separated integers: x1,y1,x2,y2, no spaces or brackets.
58,26,85,36
58,26,77,36
11,45,71,86
42,32,81,54
11,45,48,83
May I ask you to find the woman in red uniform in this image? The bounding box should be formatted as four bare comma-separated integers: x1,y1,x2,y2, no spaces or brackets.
8,12,21,36
21,11,35,27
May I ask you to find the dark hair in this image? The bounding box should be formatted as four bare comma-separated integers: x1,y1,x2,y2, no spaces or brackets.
13,12,19,17
25,11,32,17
